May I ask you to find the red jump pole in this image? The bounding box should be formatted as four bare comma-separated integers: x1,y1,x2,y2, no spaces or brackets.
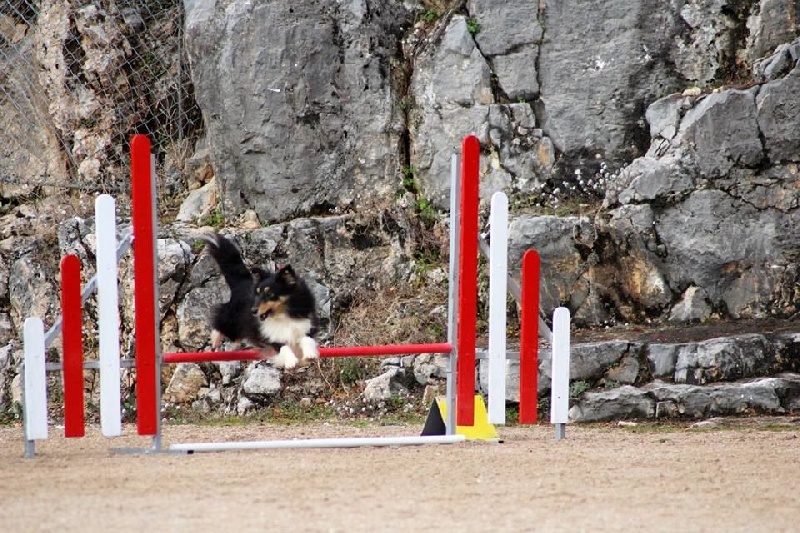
456,135,480,427
131,134,158,436
519,249,540,424
162,343,453,364
61,254,85,438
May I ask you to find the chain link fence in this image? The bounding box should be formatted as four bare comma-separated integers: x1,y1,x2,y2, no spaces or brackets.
0,0,202,208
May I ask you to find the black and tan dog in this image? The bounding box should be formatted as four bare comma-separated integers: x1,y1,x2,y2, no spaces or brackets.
200,231,319,369
251,264,319,369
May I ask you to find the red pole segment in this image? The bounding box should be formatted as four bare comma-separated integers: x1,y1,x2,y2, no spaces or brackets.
320,343,452,357
519,249,540,424
131,134,158,436
61,254,85,438
457,135,480,427
163,343,453,364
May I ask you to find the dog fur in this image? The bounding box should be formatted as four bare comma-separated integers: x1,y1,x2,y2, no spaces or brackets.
200,231,264,350
200,231,319,369
251,265,320,369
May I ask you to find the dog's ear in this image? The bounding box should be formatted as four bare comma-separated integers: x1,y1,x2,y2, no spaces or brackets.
250,267,270,282
278,264,296,286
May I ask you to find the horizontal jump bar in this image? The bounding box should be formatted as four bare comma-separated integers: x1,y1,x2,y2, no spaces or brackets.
162,342,453,364
169,434,465,453
42,348,520,372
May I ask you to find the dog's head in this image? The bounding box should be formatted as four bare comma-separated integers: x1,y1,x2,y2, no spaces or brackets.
251,265,298,319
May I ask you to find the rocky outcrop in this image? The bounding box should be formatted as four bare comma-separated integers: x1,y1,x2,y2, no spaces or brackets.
507,56,800,327
473,330,800,423
0,1,799,422
184,0,412,223
570,375,800,423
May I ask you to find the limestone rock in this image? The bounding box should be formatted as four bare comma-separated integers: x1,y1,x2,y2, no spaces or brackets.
674,334,778,384
753,38,800,82
568,386,655,423
412,354,448,386
184,0,412,223
176,179,218,223
164,363,208,404
669,286,712,323
756,74,800,163
363,368,409,402
468,0,541,99
538,0,682,167
240,363,282,399
679,88,764,177
569,375,800,422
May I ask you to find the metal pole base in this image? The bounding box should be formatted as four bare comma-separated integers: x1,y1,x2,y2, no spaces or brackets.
555,423,566,440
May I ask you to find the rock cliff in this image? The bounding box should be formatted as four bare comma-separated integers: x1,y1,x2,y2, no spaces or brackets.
0,0,798,423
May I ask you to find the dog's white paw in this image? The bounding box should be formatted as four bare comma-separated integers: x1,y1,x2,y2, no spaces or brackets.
272,346,299,369
299,337,319,360
211,330,224,349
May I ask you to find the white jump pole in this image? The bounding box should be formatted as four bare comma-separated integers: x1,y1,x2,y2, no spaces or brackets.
445,153,460,436
170,434,465,453
551,307,571,440
23,317,48,458
96,194,122,437
487,192,508,424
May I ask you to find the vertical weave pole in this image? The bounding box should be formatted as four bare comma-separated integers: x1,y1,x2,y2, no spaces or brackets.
487,192,508,424
519,250,540,424
551,307,571,439
131,134,158,436
96,194,122,437
23,317,48,457
60,255,85,438
445,153,461,435
456,135,480,427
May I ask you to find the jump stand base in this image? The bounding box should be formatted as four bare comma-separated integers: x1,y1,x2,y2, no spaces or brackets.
421,395,498,441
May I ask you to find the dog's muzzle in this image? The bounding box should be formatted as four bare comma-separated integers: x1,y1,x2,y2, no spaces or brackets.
253,307,271,320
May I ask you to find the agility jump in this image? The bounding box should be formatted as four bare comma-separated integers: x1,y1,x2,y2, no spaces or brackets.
21,134,571,457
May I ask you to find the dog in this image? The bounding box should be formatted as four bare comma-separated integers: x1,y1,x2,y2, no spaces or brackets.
251,264,320,369
200,231,319,369
200,231,265,350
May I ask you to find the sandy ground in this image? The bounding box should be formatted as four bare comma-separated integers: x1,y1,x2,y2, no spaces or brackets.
2,420,799,533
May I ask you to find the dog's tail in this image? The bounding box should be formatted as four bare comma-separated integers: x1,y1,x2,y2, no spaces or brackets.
197,230,253,291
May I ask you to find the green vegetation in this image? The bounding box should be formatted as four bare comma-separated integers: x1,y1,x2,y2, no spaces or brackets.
166,401,338,426
190,239,206,254
505,404,520,424
421,9,440,23
336,358,369,387
569,380,591,398
413,196,437,228
402,165,418,191
201,206,226,228
466,17,481,36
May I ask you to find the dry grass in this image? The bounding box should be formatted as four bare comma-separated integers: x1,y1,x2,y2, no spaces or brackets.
332,282,449,349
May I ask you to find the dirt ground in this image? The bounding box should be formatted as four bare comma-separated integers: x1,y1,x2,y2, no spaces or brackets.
2,419,799,532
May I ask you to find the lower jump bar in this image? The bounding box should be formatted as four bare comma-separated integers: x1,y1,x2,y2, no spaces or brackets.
169,434,465,453
163,342,452,364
